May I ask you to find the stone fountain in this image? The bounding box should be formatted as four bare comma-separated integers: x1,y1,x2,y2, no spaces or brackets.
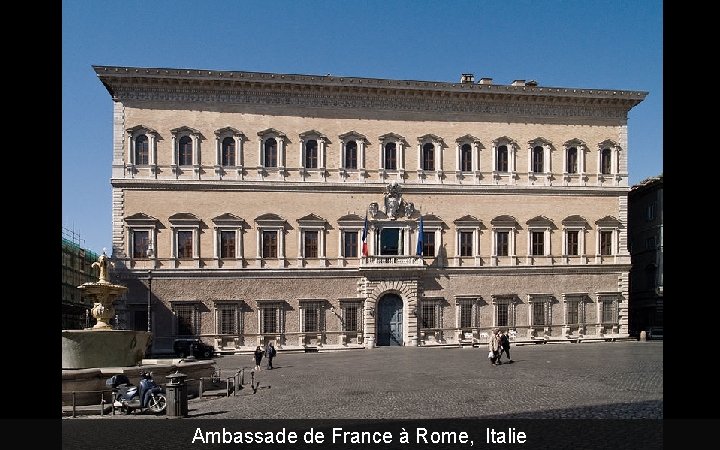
62,250,151,368
62,251,216,412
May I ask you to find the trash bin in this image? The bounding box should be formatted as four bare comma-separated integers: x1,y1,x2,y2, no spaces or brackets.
165,371,188,417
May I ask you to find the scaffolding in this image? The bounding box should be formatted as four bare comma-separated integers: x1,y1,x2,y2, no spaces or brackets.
62,227,101,330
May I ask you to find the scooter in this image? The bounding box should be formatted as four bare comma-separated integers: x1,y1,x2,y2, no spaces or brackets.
106,371,167,414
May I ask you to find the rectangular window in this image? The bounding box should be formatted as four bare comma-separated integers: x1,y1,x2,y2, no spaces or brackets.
567,148,578,174
220,231,236,259
422,231,435,257
496,147,508,172
305,142,318,169
177,230,193,259
422,146,435,171
264,140,278,168
179,139,193,166
600,231,613,255
646,202,656,221
646,236,656,251
345,144,358,169
459,231,473,257
461,145,472,172
304,231,318,258
459,300,473,328
496,302,509,327
532,148,544,173
175,304,197,336
132,230,149,259
261,306,277,334
342,303,360,332
343,231,358,258
532,302,545,326
303,303,320,332
496,231,509,256
262,231,277,258
218,305,238,334
384,144,397,170
566,230,579,256
420,302,437,329
602,300,616,323
566,301,579,325
531,231,545,256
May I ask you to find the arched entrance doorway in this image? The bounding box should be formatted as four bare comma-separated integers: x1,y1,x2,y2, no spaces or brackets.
377,294,403,346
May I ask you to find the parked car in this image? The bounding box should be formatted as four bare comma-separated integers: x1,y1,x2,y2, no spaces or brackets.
173,338,215,359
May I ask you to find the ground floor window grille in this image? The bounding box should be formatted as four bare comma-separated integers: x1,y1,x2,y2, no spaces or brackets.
563,295,587,326
300,301,324,332
529,295,552,327
600,296,618,324
259,302,284,334
341,302,362,332
420,299,442,329
457,299,477,328
216,303,240,335
492,295,516,328
174,303,199,336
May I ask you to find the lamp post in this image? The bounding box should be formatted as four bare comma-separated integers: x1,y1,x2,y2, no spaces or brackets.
147,270,153,332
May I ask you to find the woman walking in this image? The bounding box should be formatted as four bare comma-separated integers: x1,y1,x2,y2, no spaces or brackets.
253,345,264,371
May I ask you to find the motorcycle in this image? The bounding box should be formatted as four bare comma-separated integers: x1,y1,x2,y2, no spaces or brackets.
106,371,167,414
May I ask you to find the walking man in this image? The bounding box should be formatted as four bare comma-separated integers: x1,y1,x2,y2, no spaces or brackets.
499,330,513,363
265,342,277,369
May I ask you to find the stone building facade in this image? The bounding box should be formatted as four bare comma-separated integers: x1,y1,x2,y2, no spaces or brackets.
95,66,646,353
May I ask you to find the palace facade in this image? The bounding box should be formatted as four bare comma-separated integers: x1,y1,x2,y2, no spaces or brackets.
95,66,646,353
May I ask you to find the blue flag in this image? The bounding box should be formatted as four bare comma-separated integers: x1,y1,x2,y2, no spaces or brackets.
416,216,424,256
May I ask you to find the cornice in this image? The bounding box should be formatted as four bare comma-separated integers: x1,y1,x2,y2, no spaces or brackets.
94,66,647,120
110,178,630,196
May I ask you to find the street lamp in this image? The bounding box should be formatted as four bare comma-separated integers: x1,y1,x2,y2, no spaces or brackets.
147,270,153,332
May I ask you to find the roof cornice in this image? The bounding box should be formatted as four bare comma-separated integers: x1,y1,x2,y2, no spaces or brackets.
93,65,647,116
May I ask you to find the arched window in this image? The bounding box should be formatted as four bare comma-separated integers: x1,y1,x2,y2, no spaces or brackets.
345,140,358,169
384,142,397,170
496,145,508,172
221,137,235,167
264,138,278,168
178,136,193,166
566,147,578,174
135,135,149,165
460,143,472,172
422,143,435,171
304,139,318,169
600,148,612,175
532,146,544,173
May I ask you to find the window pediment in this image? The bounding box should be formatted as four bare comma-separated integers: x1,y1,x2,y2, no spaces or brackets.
337,213,364,225
417,134,444,145
255,213,287,227
379,132,406,144
257,128,286,138
491,215,518,227
338,131,368,143
169,212,202,225
595,216,622,227
127,125,158,136
562,215,589,227
299,130,327,141
297,213,327,226
214,127,244,138
421,214,446,228
564,138,586,148
492,136,518,148
455,134,482,145
598,139,619,150
526,215,555,229
528,137,553,147
453,215,483,227
212,213,246,227
171,126,202,138
124,212,159,226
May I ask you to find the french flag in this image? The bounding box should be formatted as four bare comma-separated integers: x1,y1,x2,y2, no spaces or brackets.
361,214,368,257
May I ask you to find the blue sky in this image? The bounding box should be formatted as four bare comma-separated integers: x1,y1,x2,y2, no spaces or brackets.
62,0,662,255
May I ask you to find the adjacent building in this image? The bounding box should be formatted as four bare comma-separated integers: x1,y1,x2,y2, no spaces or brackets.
95,66,646,353
628,174,663,338
61,229,100,329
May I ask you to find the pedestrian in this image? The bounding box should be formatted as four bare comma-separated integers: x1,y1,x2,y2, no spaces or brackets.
499,330,513,363
265,342,277,369
488,329,501,366
253,345,264,371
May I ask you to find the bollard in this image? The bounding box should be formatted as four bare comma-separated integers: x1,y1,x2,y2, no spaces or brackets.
165,371,189,418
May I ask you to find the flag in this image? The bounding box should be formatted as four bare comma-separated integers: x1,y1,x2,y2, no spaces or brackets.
361,214,369,257
416,215,424,256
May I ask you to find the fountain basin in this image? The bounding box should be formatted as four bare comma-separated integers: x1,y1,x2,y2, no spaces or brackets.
62,329,151,369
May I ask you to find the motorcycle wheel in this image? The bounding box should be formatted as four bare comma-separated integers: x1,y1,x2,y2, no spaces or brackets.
148,394,167,414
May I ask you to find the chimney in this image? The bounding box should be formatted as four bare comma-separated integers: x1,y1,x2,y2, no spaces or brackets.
460,73,475,84
478,77,493,85
511,80,526,86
